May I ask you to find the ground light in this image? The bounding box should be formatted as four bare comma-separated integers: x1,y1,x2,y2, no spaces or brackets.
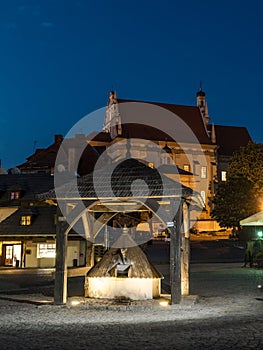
159,297,170,307
159,300,169,307
70,298,84,306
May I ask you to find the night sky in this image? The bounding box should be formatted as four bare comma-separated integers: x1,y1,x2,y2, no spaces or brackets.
0,0,263,170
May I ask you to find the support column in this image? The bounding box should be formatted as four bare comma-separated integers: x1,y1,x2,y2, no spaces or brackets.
170,199,182,304
84,213,94,298
54,207,68,305
181,202,190,296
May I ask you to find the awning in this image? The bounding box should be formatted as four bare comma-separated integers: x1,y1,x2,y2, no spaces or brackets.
240,211,263,226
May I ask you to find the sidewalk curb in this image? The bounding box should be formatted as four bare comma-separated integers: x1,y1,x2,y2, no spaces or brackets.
0,295,53,306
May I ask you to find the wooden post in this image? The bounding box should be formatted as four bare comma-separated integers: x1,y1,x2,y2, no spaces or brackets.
84,213,94,298
54,207,67,305
86,240,94,268
170,199,182,304
181,201,190,296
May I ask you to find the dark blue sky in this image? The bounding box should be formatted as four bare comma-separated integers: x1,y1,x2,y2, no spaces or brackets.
0,0,263,169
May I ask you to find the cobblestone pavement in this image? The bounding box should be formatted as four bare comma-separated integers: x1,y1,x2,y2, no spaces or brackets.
0,298,262,350
0,263,262,349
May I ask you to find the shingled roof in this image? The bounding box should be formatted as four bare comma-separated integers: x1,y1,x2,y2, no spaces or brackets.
0,206,56,236
40,158,201,204
0,174,54,203
87,234,163,279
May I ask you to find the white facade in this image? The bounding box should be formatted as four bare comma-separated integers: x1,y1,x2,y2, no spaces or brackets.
24,240,86,268
86,277,161,300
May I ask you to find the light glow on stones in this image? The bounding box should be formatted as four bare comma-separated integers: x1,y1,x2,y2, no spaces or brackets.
159,300,169,307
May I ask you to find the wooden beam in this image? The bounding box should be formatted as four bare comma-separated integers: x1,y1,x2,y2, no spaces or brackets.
181,202,190,296
92,212,118,239
170,199,182,304
54,208,67,305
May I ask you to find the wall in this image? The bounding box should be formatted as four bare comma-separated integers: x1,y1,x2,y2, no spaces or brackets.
24,242,38,268
86,277,161,300
67,241,80,267
25,240,82,268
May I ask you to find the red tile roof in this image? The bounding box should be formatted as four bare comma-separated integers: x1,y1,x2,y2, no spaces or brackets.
17,135,63,171
117,99,212,144
214,125,252,156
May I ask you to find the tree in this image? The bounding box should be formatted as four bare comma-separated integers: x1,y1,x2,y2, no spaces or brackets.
212,142,263,228
227,142,263,194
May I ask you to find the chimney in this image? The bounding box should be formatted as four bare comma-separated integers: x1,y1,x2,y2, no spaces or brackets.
54,134,63,144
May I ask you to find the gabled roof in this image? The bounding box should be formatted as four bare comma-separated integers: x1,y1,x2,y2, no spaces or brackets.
214,125,252,156
17,135,63,171
0,206,56,236
116,99,212,145
77,144,106,176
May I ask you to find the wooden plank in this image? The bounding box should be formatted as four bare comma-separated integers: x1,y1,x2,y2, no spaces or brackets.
170,199,182,304
54,207,67,305
181,202,190,296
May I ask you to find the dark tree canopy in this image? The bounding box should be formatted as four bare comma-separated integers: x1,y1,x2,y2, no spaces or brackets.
227,142,263,193
212,142,263,228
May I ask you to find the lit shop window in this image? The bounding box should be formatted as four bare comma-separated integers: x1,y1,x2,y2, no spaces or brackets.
10,191,20,200
221,171,227,182
37,244,56,258
20,215,31,226
201,166,207,179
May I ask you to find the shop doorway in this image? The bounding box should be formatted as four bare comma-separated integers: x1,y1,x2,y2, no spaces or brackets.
3,244,22,267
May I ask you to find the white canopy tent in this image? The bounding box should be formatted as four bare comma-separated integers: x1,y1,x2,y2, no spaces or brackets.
240,211,263,227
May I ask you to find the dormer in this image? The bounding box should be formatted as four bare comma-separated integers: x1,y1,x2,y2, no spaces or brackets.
10,190,20,201
19,208,38,226
20,215,32,226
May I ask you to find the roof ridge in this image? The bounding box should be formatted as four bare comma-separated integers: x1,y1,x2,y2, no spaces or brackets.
117,98,197,109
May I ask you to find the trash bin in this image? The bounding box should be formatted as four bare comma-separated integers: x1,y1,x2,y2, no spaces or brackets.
73,259,78,267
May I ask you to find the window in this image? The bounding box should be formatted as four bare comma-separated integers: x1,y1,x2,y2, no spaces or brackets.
201,166,207,179
20,215,31,226
10,191,20,200
183,164,190,172
201,191,206,203
221,171,227,182
5,245,13,259
37,244,56,258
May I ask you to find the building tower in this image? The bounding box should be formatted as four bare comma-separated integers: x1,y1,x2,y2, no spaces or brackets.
103,91,122,139
196,83,210,126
